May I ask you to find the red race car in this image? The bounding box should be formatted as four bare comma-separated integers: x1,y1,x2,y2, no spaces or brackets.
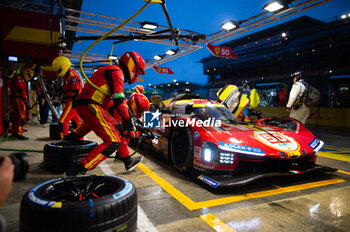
141,92,335,188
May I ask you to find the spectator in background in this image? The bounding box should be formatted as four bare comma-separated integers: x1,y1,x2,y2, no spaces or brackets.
279,87,287,106
286,70,310,125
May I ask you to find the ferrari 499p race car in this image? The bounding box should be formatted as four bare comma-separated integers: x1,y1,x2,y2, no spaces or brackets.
140,92,335,189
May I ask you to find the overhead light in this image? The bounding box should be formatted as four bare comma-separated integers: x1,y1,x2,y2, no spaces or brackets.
341,14,347,19
263,1,286,12
108,55,118,60
221,20,239,30
8,56,18,61
153,54,163,60
166,49,176,55
141,21,158,30
173,79,176,82
149,83,152,86
281,32,287,37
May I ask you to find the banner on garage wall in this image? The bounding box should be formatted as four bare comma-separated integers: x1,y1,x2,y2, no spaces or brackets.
152,66,174,75
125,88,164,95
206,44,238,59
0,7,61,59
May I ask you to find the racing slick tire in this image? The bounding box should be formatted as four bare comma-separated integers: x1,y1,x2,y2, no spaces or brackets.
170,127,193,172
49,123,61,140
19,175,137,232
43,140,97,174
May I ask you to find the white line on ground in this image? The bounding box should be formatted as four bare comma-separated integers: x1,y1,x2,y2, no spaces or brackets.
99,160,158,232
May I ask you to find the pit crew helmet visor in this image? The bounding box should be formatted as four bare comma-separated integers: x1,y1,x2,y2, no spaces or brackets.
120,51,145,84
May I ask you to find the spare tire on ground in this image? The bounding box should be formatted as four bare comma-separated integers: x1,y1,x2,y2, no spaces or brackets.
20,175,137,232
43,140,98,173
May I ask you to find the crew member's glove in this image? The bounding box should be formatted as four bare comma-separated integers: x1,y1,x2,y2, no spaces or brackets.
125,118,136,131
124,130,141,139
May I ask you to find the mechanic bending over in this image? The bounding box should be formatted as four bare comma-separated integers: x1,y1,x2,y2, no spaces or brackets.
286,70,310,125
108,92,149,169
52,56,82,140
63,51,146,176
8,64,36,140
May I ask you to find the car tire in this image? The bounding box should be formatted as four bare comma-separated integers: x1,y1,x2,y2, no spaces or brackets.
170,127,193,171
43,140,98,174
20,175,137,232
49,123,61,140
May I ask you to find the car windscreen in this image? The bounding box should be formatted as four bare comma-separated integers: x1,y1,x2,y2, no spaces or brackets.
192,106,238,124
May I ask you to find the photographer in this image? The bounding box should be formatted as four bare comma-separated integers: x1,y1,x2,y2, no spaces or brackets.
0,156,15,232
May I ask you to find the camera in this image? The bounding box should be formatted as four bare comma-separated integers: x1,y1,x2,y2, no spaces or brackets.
0,153,29,181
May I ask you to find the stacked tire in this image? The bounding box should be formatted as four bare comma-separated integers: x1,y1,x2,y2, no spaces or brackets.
43,140,97,173
20,175,138,232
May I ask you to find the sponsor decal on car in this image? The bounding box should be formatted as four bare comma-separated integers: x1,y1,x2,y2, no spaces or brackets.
308,137,324,152
218,141,265,156
198,175,220,188
254,131,299,152
193,131,200,141
194,146,202,159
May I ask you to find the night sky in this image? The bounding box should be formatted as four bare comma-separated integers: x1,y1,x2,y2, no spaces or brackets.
73,0,350,88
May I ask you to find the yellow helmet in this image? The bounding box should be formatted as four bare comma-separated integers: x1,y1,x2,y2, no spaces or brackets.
52,56,71,77
21,64,36,82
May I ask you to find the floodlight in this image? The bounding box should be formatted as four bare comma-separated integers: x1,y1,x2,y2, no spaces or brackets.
166,49,176,55
221,20,239,31
8,56,18,61
341,14,347,19
108,55,118,60
141,21,158,30
154,54,163,60
263,1,286,12
281,32,287,37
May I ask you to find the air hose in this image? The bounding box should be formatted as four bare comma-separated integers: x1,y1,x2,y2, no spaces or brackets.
79,0,160,96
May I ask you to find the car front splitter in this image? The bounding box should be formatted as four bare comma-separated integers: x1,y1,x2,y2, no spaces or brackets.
197,165,337,189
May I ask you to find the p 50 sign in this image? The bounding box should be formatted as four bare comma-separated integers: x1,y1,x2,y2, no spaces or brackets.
206,44,238,59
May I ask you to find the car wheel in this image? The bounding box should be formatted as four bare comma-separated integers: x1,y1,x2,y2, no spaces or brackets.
20,175,137,232
43,140,98,174
170,127,193,171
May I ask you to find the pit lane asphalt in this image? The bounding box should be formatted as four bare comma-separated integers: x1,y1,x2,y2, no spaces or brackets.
0,123,349,232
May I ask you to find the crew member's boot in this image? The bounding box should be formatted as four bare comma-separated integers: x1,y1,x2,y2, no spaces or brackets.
122,156,143,171
64,163,87,176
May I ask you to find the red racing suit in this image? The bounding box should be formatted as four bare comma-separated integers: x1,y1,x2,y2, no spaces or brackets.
58,68,82,139
72,65,130,171
108,100,141,159
9,73,28,136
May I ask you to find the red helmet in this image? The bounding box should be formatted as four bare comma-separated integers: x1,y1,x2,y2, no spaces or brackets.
128,93,150,118
120,51,145,84
134,85,145,93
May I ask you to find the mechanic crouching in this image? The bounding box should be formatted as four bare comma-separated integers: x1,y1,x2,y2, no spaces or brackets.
109,92,150,170
63,51,146,176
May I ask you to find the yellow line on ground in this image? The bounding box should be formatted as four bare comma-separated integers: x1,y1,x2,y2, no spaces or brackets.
200,214,236,232
193,178,345,210
337,170,350,175
136,163,196,208
318,151,350,162
137,163,346,211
